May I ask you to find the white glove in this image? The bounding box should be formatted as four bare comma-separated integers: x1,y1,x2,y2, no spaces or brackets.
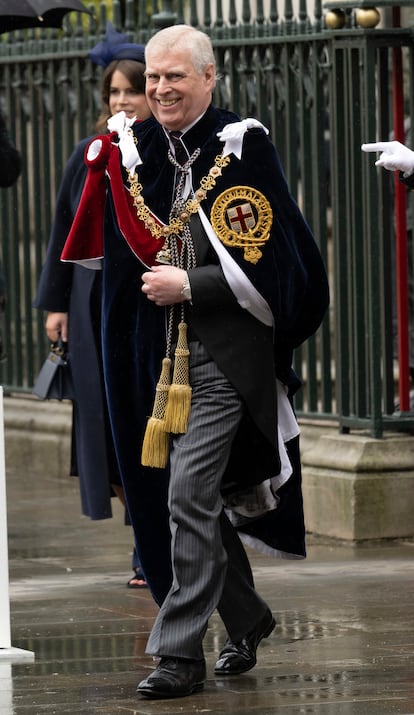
361,140,414,178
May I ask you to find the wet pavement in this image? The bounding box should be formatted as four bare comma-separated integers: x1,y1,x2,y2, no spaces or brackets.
3,464,414,714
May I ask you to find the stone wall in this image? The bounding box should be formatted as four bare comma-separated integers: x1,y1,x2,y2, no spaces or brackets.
4,395,414,542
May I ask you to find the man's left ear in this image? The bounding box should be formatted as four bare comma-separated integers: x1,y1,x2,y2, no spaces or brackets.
205,63,216,87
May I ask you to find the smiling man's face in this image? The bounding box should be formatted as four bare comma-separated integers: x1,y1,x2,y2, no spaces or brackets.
144,46,215,132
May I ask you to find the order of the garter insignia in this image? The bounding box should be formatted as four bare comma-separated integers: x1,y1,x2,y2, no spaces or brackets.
210,186,273,264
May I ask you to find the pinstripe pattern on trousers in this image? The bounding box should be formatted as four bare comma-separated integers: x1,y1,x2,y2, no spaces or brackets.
146,340,270,660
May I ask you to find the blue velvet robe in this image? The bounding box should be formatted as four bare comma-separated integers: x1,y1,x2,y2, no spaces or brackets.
98,105,329,605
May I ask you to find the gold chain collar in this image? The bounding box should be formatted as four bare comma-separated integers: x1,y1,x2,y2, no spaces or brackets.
127,150,231,241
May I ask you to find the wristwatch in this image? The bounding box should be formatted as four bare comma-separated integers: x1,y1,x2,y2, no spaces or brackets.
181,273,192,302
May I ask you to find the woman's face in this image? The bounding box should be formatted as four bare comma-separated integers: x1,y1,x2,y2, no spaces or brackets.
109,69,151,120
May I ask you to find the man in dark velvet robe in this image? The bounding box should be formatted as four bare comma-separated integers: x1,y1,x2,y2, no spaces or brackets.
62,24,329,700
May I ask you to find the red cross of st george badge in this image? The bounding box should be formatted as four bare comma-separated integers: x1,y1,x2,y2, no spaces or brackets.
227,202,256,233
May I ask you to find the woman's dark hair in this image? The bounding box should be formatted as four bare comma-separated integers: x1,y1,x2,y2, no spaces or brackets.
95,58,146,132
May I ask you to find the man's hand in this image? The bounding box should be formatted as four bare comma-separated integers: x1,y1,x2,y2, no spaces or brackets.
141,265,187,306
361,141,414,177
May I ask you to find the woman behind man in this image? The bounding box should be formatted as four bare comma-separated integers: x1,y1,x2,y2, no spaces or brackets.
34,24,152,588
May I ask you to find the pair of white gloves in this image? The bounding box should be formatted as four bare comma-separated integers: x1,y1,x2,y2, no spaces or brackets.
361,140,414,178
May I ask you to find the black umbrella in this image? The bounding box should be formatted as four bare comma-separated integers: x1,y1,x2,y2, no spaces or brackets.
0,0,92,33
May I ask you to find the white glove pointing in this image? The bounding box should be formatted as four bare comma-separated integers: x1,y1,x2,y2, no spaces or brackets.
361,140,414,178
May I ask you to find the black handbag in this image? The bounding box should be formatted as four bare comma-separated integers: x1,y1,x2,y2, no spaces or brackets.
32,336,74,401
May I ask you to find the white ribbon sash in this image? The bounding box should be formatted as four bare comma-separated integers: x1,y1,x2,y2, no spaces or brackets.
198,207,274,327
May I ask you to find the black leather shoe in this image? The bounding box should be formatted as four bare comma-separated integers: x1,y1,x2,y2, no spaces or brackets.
137,657,206,698
214,609,276,675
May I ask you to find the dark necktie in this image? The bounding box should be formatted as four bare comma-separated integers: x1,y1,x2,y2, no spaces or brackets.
169,131,187,166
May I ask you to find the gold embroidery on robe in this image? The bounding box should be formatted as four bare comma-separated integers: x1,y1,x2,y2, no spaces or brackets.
210,186,273,264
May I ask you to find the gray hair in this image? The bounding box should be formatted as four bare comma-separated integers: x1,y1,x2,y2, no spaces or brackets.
146,25,216,78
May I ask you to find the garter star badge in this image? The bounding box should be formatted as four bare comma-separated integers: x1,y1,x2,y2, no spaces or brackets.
210,186,273,264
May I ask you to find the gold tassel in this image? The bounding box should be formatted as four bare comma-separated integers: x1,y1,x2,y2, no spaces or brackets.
141,357,171,468
164,321,192,434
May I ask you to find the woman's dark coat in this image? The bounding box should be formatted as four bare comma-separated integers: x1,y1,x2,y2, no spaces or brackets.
34,138,121,520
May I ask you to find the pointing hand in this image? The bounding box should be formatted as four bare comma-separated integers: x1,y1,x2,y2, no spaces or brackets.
361,141,414,178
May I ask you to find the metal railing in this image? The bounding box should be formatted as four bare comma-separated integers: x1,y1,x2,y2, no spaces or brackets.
0,0,413,437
